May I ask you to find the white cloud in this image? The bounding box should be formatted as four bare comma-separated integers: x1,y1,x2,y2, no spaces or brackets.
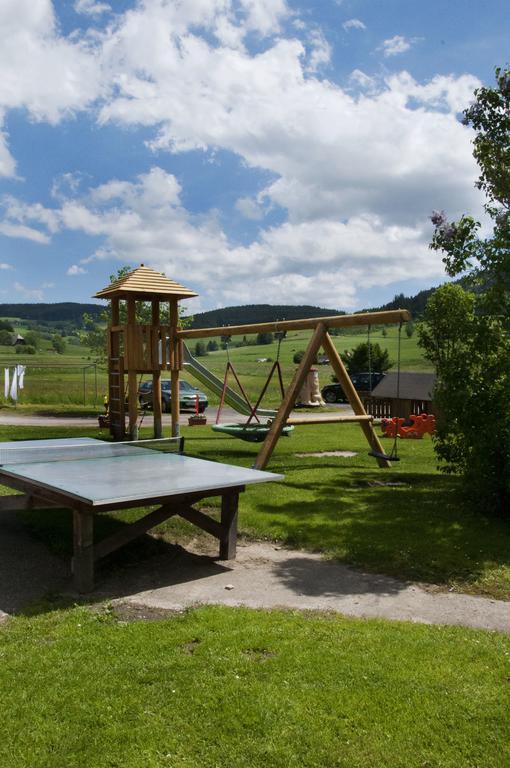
0,125,16,178
380,35,417,57
0,0,102,180
14,282,44,301
0,222,50,243
15,169,449,310
387,71,480,113
0,1,487,308
0,195,60,242
74,0,111,16
343,19,366,31
0,262,13,270
67,264,87,275
348,69,376,91
235,196,265,220
306,29,332,72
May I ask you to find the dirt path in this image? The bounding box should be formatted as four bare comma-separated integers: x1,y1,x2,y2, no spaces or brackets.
0,409,507,632
0,515,508,631
0,404,350,428
101,540,509,633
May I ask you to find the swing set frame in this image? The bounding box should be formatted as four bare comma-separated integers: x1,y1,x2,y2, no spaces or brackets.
178,310,411,470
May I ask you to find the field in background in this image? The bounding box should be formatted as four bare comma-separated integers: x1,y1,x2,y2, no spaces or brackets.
184,326,432,408
0,322,431,410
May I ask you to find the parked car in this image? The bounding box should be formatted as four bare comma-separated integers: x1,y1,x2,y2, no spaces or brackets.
321,372,385,403
138,379,208,413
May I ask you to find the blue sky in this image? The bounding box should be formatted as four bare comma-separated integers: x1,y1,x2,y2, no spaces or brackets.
0,0,508,313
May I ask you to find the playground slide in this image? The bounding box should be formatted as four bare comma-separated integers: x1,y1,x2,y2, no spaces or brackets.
182,344,276,420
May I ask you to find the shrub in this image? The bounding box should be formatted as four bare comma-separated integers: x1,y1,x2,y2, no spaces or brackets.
194,341,208,357
51,336,66,354
0,330,13,345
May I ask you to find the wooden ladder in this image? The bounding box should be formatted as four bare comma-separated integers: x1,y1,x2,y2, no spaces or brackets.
108,355,126,440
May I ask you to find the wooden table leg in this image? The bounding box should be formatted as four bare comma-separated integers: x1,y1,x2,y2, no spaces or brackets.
219,491,239,560
72,510,94,593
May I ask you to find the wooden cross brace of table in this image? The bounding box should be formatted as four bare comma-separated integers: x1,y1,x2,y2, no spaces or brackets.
0,484,242,594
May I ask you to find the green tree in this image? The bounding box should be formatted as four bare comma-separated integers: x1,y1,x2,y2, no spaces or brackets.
194,341,207,357
417,285,475,370
430,67,510,316
405,320,414,338
427,67,510,515
24,330,41,350
340,342,392,375
0,330,13,345
51,335,66,354
256,331,274,345
0,320,13,332
206,340,219,352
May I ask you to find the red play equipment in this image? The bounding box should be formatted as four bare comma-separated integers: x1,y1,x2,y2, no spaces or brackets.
381,413,436,440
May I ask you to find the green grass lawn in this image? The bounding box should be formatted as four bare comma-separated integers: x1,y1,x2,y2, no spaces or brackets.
1,424,510,767
3,422,510,600
1,604,509,768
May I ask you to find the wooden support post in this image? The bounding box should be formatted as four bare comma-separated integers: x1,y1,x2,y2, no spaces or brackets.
127,297,139,441
72,510,94,593
109,298,125,440
152,300,163,439
170,299,180,438
219,491,239,559
321,333,391,468
254,323,327,470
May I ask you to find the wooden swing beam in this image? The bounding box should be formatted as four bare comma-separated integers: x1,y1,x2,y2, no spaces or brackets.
177,309,410,340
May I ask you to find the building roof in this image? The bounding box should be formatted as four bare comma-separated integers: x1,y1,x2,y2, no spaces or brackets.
371,372,436,401
94,264,197,301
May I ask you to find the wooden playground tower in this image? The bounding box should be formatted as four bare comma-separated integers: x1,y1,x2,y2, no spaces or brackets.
94,265,197,441
96,265,410,468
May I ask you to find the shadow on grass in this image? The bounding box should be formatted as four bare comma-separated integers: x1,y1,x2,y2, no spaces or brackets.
254,469,510,588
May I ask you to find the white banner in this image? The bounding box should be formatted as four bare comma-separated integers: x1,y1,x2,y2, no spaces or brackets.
16,365,26,390
4,368,9,399
9,368,18,401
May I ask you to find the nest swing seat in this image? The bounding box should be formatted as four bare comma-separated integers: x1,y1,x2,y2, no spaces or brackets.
212,422,294,443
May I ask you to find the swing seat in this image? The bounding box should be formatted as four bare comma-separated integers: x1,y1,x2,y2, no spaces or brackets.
368,449,400,462
212,423,294,443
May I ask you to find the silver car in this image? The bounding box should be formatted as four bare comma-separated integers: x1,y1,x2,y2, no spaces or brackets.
138,379,208,413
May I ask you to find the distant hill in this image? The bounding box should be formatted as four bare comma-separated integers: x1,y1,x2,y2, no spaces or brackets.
364,287,438,318
190,304,345,329
365,277,478,319
0,281,466,329
0,303,103,323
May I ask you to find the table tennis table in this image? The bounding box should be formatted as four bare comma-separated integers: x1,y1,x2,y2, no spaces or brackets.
0,437,282,592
